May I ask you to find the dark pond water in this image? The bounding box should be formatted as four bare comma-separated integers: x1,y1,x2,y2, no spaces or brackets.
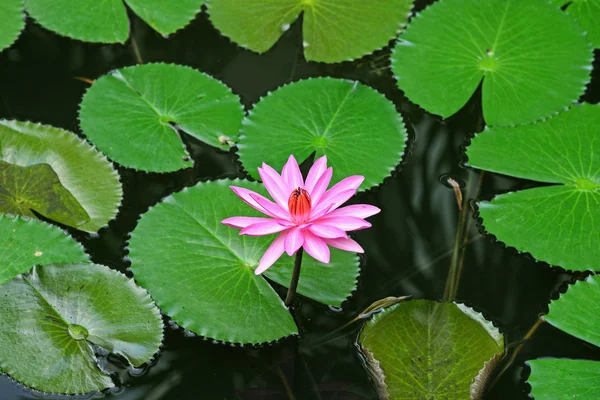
1,2,599,399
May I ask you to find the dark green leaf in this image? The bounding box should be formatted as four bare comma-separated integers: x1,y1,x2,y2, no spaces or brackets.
0,214,89,286
205,0,413,63
79,63,243,172
238,78,407,191
128,179,359,344
392,0,592,125
24,0,202,43
466,104,600,271
528,276,600,398
0,263,163,394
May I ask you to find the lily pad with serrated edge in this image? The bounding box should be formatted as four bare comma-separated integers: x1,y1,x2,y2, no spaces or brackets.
0,0,24,52
237,78,407,191
0,262,163,394
79,63,244,172
128,179,360,344
24,0,202,43
0,214,90,286
358,299,504,400
205,0,414,63
392,0,593,126
466,104,600,271
527,275,600,398
0,120,122,232
550,0,600,48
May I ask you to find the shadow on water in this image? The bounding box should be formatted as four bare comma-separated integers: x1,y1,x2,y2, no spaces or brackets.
0,1,599,399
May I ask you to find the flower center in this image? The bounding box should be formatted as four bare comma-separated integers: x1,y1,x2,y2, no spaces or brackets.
288,188,311,222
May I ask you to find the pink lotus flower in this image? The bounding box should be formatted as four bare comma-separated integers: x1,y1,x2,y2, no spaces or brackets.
222,155,380,275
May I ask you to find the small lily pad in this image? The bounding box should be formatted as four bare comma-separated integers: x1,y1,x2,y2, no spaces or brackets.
238,78,407,191
128,179,359,344
358,300,504,400
528,276,600,398
551,0,600,48
0,120,122,232
0,214,89,286
79,63,244,172
0,262,163,394
392,0,593,125
466,104,600,271
0,0,24,52
24,0,202,43
205,0,413,63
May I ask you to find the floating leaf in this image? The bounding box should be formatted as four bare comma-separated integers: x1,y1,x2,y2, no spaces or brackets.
24,0,202,43
544,276,600,348
238,78,407,191
205,0,413,63
551,0,600,48
0,0,24,52
128,179,359,344
0,214,89,286
466,104,600,271
0,120,122,232
528,276,600,398
392,0,592,126
0,263,163,394
79,63,243,172
121,0,202,37
358,300,504,400
528,360,600,399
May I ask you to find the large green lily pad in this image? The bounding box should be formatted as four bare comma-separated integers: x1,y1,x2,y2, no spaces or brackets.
466,104,600,271
528,275,600,398
0,214,89,286
0,120,122,232
358,300,504,399
205,0,414,63
79,63,244,172
392,0,592,125
128,179,359,344
0,263,163,394
24,0,202,43
238,78,407,191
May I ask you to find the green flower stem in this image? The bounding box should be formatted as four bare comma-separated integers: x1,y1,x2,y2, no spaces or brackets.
285,248,304,307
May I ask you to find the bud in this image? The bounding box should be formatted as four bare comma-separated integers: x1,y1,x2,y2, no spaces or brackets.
288,188,311,222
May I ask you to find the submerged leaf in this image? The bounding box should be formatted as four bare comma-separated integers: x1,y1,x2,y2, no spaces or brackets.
79,63,243,172
528,276,600,398
392,0,592,125
0,214,89,286
0,162,90,228
128,179,359,344
358,300,504,400
0,120,122,232
205,0,413,63
0,263,163,394
238,78,407,191
24,0,202,43
466,104,600,271
0,0,24,52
